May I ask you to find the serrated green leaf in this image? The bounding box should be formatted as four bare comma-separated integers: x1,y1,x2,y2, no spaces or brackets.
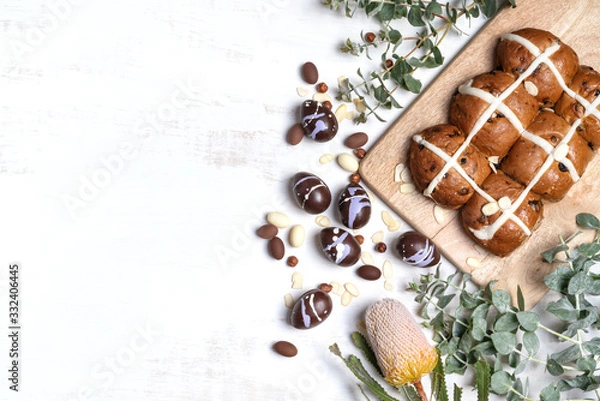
490,371,512,395
576,213,600,230
453,384,462,401
432,353,448,401
351,332,382,376
475,359,491,401
516,311,540,332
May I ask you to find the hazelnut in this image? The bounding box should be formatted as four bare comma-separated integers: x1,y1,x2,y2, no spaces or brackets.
354,148,367,159
375,242,387,253
384,59,394,69
365,32,377,43
316,82,329,93
322,100,333,110
355,235,365,245
287,256,299,267
350,173,361,184
318,283,333,293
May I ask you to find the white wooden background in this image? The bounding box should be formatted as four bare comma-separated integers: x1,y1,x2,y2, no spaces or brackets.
0,1,561,400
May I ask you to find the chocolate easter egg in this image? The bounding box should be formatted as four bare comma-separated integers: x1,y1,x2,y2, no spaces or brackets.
289,289,332,329
319,227,361,267
301,100,338,142
290,172,331,214
337,183,371,229
395,231,440,267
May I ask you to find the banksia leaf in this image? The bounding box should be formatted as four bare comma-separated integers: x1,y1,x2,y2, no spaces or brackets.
365,298,438,399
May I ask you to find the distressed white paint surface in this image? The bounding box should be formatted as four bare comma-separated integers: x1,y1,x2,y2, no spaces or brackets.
0,1,528,400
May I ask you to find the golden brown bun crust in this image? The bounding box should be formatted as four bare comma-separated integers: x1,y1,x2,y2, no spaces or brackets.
409,124,492,210
496,28,579,107
449,71,538,158
461,171,543,257
501,111,594,201
555,65,600,149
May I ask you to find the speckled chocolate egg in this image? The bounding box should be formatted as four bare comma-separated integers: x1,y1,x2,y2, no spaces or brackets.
337,183,371,229
319,227,361,267
290,172,331,214
289,289,333,329
301,100,338,142
395,231,440,267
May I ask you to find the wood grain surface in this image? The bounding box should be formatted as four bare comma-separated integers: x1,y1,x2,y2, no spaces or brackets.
360,0,600,309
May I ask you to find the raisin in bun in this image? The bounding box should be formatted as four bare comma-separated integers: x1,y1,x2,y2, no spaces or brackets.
496,28,579,107
461,171,544,257
555,66,600,149
501,110,594,201
449,71,538,159
409,124,491,210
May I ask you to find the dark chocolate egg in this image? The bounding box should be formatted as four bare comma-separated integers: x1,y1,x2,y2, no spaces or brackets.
301,100,338,142
319,227,361,267
289,289,332,329
290,172,331,214
395,231,440,267
337,183,371,229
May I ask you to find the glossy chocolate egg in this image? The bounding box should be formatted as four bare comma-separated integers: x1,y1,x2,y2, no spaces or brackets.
319,227,361,267
337,183,371,229
395,231,440,267
289,289,333,329
290,172,331,214
301,100,338,142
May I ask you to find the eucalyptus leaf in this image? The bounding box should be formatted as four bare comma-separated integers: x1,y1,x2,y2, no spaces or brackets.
490,371,512,395
491,331,516,355
576,212,600,230
516,311,540,332
523,331,540,356
492,290,511,313
540,384,560,401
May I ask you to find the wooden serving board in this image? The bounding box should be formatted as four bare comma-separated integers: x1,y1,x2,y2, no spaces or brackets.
360,0,600,309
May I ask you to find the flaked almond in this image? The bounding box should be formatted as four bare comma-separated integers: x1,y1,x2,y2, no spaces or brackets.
498,196,512,210
341,290,353,306
371,230,384,244
384,279,394,291
399,183,416,193
381,210,395,227
267,211,290,228
400,166,413,183
315,215,331,228
387,220,402,232
335,103,348,123
319,153,334,164
291,271,303,289
482,201,500,216
329,281,344,296
344,282,360,297
313,92,333,103
433,205,446,224
382,260,393,278
353,98,367,113
337,75,349,90
394,163,405,182
345,110,355,120
296,87,310,97
524,80,539,97
284,293,295,309
361,251,375,265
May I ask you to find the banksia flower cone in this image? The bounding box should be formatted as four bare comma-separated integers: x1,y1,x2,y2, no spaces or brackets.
365,298,438,398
